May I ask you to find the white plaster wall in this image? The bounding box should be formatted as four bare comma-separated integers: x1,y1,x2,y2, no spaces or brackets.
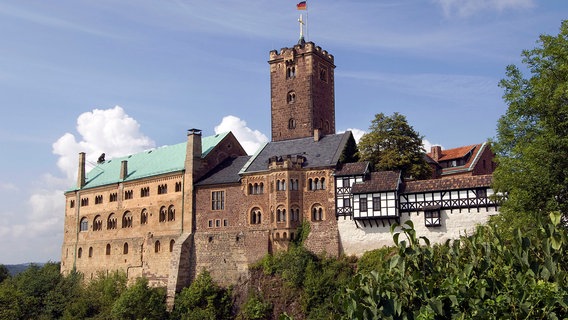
338,207,499,256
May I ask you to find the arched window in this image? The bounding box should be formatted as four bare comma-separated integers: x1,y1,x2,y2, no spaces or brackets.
320,178,326,190
287,91,296,104
288,118,296,129
123,242,128,254
286,66,296,79
106,244,111,255
308,178,313,191
168,205,175,221
314,178,319,190
88,247,93,258
248,183,254,195
250,208,262,225
312,205,324,221
155,240,161,253
140,209,148,225
78,247,82,258
170,239,175,252
80,217,88,231
283,232,287,240
93,215,103,231
122,211,132,228
107,213,117,230
159,206,167,222
259,182,264,194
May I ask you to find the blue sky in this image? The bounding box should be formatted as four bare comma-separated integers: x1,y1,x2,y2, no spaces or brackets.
0,0,566,264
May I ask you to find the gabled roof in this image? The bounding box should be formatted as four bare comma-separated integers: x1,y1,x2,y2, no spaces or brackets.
351,171,400,194
402,174,492,193
196,156,251,186
334,161,370,177
240,132,351,174
72,132,230,191
430,144,478,162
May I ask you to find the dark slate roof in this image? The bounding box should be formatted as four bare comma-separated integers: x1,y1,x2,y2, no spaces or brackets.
334,162,370,177
196,156,252,186
351,171,400,194
241,132,351,173
402,174,493,193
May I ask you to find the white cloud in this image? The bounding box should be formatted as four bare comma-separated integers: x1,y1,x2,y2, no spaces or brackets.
214,115,268,155
0,106,156,264
422,139,443,153
52,106,155,180
434,0,534,17
0,182,18,191
339,128,366,144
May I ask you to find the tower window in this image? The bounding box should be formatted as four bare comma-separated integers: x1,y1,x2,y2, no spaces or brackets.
287,91,296,104
320,67,327,82
286,66,296,79
288,118,296,129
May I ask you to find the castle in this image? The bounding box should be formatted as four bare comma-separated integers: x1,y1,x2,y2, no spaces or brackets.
60,38,499,304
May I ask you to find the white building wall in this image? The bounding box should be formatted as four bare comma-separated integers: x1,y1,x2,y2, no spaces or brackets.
338,207,499,256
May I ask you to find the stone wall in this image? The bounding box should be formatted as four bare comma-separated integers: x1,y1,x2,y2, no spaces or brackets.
337,206,499,256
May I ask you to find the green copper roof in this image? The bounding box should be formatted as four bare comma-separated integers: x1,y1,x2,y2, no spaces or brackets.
73,132,229,191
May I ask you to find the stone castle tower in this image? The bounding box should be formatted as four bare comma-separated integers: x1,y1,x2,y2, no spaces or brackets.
269,41,336,141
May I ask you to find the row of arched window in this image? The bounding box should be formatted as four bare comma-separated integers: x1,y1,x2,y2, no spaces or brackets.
79,205,176,232
71,182,182,208
308,177,326,190
249,206,322,224
248,182,264,195
77,239,175,258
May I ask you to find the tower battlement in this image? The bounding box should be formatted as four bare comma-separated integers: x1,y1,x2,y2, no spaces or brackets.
269,41,334,64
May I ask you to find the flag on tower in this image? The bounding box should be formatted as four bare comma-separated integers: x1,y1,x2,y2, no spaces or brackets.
297,1,307,10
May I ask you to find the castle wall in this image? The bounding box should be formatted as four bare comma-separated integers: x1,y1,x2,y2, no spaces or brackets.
61,173,185,287
337,207,498,256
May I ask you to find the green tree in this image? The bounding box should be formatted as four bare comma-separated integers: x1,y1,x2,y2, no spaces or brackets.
173,271,232,320
0,265,8,283
339,132,359,164
357,112,430,179
110,277,167,320
492,20,568,234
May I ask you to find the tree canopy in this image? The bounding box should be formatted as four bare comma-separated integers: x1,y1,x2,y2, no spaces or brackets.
357,112,431,179
492,20,568,233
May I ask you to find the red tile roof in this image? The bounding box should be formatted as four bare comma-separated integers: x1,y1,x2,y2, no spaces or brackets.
351,171,400,193
402,174,492,193
428,144,479,162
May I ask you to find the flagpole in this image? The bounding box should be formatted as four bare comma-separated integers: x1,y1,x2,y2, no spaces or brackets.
305,1,309,42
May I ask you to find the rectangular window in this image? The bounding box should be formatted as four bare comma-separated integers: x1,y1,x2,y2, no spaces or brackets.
211,191,225,210
425,210,441,227
208,220,213,228
223,219,228,227
215,219,221,227
342,177,350,188
360,196,368,212
372,196,381,211
343,197,351,207
110,193,117,202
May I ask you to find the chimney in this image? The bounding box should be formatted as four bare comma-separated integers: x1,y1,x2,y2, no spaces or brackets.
314,128,321,142
77,152,86,189
431,145,442,161
186,128,204,182
187,128,202,158
120,160,128,180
